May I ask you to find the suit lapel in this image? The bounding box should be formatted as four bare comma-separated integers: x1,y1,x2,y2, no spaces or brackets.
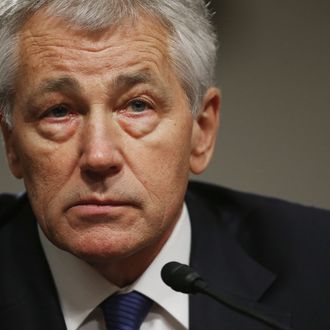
186,189,291,330
1,194,67,330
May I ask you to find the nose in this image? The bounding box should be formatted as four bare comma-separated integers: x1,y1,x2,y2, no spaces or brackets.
79,112,123,179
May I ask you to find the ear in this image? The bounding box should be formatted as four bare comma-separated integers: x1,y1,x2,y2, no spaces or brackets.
189,87,221,174
0,113,23,179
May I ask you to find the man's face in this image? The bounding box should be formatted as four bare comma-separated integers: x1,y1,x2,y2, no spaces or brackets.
2,10,219,278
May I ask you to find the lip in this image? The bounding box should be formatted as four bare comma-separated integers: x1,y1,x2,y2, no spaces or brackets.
67,198,136,219
71,198,130,207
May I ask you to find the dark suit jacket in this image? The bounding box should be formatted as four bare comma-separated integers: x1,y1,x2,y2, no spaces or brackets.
1,181,330,329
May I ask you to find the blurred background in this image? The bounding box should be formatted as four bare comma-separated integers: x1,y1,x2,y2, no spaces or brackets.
1,0,329,209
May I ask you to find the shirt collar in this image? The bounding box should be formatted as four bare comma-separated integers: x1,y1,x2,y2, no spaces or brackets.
39,203,191,330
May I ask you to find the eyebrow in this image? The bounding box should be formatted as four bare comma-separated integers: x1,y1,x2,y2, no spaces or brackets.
111,71,170,100
32,76,81,97
113,72,160,89
25,76,81,108
26,71,170,106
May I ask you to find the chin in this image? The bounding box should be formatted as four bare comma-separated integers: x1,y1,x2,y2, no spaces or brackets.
58,230,145,263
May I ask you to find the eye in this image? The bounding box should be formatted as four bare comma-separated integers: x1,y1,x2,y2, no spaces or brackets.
127,99,151,113
45,105,71,118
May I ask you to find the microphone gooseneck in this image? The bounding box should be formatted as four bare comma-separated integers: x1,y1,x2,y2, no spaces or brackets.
161,261,291,330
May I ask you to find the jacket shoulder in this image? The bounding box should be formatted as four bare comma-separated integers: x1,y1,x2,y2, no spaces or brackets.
187,180,330,271
187,180,330,220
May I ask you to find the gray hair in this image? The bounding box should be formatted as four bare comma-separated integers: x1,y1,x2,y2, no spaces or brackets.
0,0,217,126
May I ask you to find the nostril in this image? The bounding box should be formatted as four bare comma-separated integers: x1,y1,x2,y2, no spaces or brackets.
84,165,121,179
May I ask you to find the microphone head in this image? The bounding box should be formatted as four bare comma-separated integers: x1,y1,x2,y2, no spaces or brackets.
161,261,206,294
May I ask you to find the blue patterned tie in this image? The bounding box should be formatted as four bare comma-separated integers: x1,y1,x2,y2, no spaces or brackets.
101,291,153,330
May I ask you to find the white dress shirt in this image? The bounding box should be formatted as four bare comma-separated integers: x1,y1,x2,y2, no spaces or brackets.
39,204,191,330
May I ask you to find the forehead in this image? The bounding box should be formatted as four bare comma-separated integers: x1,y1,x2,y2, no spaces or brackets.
16,9,173,82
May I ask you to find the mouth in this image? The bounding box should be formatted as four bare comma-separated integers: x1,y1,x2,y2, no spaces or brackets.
67,198,136,220
73,199,130,206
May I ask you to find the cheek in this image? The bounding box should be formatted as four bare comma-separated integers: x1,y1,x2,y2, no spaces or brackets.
127,118,193,198
154,118,193,169
14,132,77,199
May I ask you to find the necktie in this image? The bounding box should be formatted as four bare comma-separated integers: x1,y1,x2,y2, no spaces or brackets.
101,291,153,330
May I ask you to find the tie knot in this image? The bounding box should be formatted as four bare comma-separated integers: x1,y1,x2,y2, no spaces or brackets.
101,291,153,330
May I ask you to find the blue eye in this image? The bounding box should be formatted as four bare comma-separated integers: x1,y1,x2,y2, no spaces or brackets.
129,100,149,113
47,105,70,118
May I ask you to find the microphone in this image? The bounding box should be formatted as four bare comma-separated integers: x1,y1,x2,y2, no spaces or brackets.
161,262,291,330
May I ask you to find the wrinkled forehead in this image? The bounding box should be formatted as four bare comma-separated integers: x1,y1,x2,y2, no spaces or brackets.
15,7,173,80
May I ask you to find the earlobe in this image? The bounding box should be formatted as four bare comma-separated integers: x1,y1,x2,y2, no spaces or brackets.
0,116,23,179
189,87,221,174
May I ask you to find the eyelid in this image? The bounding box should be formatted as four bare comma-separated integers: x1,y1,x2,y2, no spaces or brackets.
129,97,153,107
41,103,72,119
125,96,156,111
